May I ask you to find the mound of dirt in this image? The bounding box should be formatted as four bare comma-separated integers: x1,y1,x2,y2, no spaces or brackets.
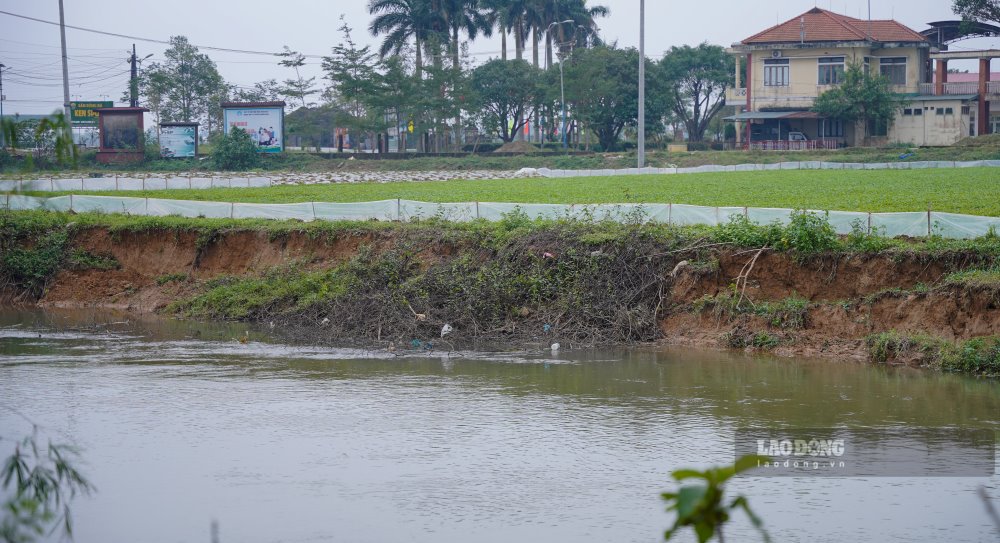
494,141,540,154
954,133,1000,147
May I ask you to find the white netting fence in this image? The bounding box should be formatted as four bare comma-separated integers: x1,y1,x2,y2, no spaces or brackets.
0,176,273,192
4,193,1000,239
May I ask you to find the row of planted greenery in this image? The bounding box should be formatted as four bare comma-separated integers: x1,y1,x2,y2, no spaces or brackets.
3,208,1000,376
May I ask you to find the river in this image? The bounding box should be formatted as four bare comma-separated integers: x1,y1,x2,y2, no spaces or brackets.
0,309,997,543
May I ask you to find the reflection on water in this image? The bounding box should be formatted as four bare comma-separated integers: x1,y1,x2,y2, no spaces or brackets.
0,308,997,543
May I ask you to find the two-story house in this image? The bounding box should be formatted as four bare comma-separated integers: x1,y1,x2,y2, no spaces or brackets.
726,8,978,148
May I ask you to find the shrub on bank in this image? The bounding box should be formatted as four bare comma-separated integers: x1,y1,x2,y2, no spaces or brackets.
212,128,259,171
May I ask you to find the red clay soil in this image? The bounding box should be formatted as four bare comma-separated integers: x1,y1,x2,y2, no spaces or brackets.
26,226,1000,363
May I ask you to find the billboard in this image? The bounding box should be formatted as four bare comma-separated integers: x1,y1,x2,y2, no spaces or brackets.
223,106,284,153
160,124,197,158
69,101,113,126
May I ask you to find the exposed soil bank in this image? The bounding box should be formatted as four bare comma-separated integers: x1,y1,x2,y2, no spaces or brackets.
5,220,999,375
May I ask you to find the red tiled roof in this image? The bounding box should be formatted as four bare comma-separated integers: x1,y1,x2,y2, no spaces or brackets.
742,7,927,45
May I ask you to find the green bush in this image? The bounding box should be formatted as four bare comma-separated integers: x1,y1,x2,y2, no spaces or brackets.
212,128,260,171
942,337,1000,376
865,331,912,363
845,219,895,252
779,210,838,254
712,211,838,254
712,214,784,248
1,231,68,295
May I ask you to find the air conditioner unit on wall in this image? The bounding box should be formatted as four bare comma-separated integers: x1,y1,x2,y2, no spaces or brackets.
772,50,782,58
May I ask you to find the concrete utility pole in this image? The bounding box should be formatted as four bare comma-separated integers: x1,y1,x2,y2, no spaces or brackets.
0,63,6,121
58,0,71,120
129,44,138,107
637,0,645,168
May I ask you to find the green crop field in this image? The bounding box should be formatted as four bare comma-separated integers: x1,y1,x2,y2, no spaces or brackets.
25,167,1000,216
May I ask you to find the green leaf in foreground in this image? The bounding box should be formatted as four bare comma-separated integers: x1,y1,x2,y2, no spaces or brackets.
662,455,771,543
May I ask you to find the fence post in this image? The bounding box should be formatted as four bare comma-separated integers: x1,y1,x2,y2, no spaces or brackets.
715,207,720,225
668,203,672,226
189,176,192,190
50,178,54,191
80,178,84,191
311,202,317,221
6,191,9,211
744,206,749,219
230,202,235,219
115,176,119,191
396,198,401,221
475,201,480,219
927,206,932,237
145,197,149,215
69,194,73,213
142,177,145,191
18,178,23,192
867,212,872,235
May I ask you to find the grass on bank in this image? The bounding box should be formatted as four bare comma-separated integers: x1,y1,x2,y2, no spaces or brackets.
26,167,1000,217
866,331,1000,377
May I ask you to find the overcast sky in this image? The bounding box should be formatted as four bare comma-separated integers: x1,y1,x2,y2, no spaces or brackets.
0,0,992,115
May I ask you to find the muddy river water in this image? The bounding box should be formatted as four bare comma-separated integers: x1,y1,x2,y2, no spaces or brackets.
0,309,997,542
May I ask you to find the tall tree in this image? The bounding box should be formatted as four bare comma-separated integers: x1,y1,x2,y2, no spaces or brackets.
658,43,732,142
812,63,906,144
130,69,170,127
370,55,419,151
230,80,282,103
368,0,442,78
482,0,508,59
277,46,318,108
140,36,225,125
470,59,540,142
440,0,491,70
953,0,1000,23
524,0,545,69
561,45,664,150
545,0,608,68
324,18,381,137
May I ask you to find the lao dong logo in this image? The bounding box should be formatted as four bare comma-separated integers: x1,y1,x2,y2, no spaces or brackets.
756,438,847,470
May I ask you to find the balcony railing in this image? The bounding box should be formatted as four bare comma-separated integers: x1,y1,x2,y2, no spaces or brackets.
726,87,747,102
745,140,843,151
918,81,1000,95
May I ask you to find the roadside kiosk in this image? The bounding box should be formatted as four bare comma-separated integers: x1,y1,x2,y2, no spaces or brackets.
95,107,147,164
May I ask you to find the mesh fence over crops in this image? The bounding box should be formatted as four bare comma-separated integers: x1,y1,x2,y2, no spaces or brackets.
4,194,1000,239
3,159,1000,192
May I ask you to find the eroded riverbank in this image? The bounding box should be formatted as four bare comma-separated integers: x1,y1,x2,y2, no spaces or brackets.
3,210,1000,375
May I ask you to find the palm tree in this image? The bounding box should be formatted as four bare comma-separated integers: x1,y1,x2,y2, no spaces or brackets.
523,0,546,70
492,0,531,61
545,0,609,68
482,0,510,60
368,0,442,78
439,0,492,70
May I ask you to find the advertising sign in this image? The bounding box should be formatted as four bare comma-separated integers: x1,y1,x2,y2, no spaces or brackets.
160,124,197,158
223,106,284,153
69,101,113,126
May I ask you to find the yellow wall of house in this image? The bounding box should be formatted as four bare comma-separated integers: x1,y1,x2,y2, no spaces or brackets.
747,45,925,111
890,99,972,146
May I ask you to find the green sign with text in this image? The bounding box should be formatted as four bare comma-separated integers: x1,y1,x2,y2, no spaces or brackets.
69,101,113,126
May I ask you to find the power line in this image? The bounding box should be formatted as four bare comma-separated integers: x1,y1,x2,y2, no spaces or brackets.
0,9,286,58
0,8,510,61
